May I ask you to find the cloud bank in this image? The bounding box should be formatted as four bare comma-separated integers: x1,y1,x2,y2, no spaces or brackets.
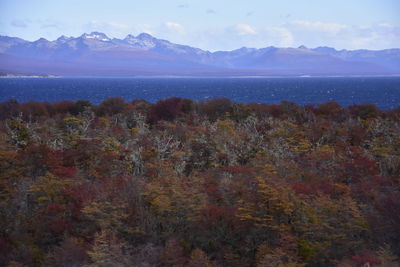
81,20,399,51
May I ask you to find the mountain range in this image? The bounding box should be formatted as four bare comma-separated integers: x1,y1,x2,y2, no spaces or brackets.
1,32,399,77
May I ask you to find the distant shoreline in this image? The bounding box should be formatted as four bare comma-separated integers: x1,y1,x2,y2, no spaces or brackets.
1,74,400,79
0,75,60,79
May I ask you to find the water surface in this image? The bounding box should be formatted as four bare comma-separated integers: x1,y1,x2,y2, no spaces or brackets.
0,77,399,109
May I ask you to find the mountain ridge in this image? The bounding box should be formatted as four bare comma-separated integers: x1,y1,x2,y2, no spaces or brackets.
1,32,399,77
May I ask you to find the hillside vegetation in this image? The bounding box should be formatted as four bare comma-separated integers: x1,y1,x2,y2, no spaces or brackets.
1,98,399,266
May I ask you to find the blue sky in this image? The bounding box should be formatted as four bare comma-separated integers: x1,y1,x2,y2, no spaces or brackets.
0,0,399,51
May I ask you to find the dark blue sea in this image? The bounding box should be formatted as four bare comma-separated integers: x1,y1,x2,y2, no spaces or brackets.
0,77,399,109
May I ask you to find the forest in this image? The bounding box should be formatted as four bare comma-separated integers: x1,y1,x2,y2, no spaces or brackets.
0,97,399,267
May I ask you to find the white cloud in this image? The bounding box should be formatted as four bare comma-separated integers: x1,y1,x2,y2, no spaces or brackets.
283,20,400,49
234,24,257,35
163,22,185,35
346,24,400,49
191,21,400,51
132,24,154,35
84,20,130,38
87,20,129,30
73,20,400,51
263,26,294,47
378,23,393,28
290,20,348,34
84,21,156,38
187,24,294,51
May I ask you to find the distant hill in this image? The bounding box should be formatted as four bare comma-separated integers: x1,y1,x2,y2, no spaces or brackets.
1,32,399,77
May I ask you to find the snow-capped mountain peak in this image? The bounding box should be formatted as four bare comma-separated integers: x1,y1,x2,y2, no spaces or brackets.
1,32,399,76
81,32,110,41
123,33,157,49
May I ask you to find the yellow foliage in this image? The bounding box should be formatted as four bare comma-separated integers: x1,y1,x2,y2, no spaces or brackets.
82,201,128,231
237,177,294,231
318,145,334,154
85,230,130,267
263,163,278,175
129,127,139,134
283,121,298,129
28,173,74,204
215,120,235,135
97,117,110,128
287,137,312,153
370,146,394,157
102,137,120,152
188,249,214,267
151,194,172,214
143,177,206,223
63,117,84,126
292,195,367,261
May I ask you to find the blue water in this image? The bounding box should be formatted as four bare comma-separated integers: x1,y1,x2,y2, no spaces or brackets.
0,77,399,109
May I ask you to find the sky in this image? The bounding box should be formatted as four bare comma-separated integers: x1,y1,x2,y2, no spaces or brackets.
0,0,399,51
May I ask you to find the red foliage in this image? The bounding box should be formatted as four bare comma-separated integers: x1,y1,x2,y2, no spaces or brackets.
19,101,49,118
203,178,222,202
148,97,186,123
351,157,380,176
0,236,13,263
98,176,130,200
64,183,94,203
348,126,367,146
130,99,152,114
97,97,125,116
43,203,66,214
292,182,314,195
18,144,62,178
199,98,232,121
266,104,284,118
292,181,334,196
352,250,381,266
51,166,77,178
278,233,299,259
0,99,20,120
369,192,400,255
312,101,343,119
49,217,70,234
341,155,380,184
352,181,380,202
307,120,333,143
40,203,70,234
350,104,381,119
47,237,90,267
52,101,75,115
62,184,96,220
201,204,236,226
161,239,187,266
